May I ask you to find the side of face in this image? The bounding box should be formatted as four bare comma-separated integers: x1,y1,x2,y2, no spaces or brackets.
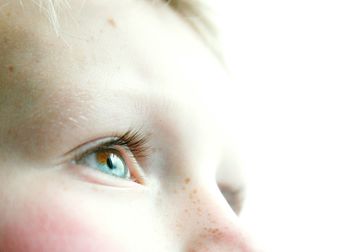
0,0,258,251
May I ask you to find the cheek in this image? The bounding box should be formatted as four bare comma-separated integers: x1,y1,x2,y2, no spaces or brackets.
0,197,126,252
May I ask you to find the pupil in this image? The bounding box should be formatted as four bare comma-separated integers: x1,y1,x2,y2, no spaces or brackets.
106,156,115,169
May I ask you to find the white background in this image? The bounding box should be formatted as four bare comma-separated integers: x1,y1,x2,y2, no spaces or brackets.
216,0,350,251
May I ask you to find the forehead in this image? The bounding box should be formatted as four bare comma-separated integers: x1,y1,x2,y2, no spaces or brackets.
1,0,227,99
0,0,234,158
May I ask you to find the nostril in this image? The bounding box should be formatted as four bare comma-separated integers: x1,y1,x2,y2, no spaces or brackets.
218,182,246,215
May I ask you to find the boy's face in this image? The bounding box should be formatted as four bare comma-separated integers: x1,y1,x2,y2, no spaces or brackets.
0,0,257,251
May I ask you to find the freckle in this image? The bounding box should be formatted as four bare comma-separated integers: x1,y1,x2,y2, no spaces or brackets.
107,18,117,28
7,65,14,73
184,178,191,184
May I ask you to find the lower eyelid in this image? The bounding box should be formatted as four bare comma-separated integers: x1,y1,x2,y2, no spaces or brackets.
65,162,145,189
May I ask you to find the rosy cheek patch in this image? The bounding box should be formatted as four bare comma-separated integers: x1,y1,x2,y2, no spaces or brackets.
0,201,126,252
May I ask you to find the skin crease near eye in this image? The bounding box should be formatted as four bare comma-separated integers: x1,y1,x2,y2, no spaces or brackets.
0,0,262,252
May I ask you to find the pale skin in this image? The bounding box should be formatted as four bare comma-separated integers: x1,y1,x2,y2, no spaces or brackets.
0,0,259,251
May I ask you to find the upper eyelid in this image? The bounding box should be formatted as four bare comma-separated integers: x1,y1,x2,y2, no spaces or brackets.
63,137,120,162
61,130,150,163
73,139,123,162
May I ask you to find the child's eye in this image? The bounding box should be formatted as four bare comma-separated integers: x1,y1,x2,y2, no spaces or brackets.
69,130,149,185
76,148,131,179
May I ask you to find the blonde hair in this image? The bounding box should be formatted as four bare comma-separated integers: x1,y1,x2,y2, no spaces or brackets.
165,0,223,61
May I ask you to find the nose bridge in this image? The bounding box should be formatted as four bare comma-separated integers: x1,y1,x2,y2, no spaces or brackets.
177,179,255,252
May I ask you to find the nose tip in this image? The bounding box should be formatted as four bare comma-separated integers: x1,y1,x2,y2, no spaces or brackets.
180,181,258,252
185,225,257,252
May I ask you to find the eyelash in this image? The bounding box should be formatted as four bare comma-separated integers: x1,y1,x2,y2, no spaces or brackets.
71,130,150,182
73,130,150,158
